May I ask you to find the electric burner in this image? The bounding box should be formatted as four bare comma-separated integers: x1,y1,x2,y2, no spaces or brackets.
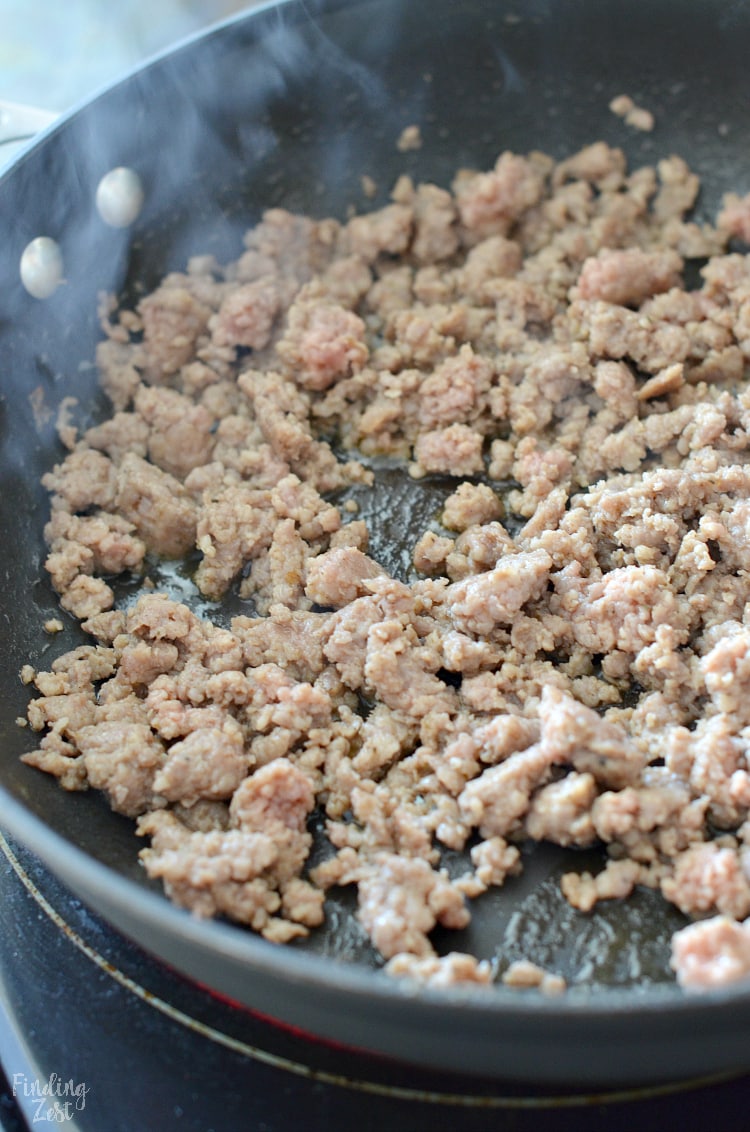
0,829,747,1131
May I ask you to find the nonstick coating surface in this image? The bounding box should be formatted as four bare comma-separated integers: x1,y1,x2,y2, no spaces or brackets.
3,0,750,1085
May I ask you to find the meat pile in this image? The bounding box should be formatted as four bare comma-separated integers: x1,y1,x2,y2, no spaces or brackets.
21,140,750,992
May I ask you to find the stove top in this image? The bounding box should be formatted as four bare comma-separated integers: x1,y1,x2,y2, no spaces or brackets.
1,829,749,1131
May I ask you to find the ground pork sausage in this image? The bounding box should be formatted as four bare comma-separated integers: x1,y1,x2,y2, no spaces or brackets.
23,138,750,992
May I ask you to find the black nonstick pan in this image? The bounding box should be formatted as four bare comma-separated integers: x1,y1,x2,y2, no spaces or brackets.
2,0,750,1087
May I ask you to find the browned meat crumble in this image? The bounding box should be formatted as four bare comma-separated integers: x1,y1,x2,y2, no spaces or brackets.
21,140,750,992
609,94,655,133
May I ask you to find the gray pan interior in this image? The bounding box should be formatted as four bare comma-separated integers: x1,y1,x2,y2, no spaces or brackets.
2,0,750,1085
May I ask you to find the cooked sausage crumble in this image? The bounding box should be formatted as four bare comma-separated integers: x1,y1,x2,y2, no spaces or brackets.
21,140,750,991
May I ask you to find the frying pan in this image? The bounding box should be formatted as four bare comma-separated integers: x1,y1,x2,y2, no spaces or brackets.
2,0,750,1087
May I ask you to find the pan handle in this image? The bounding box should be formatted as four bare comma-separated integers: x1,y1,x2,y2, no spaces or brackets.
0,100,57,160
